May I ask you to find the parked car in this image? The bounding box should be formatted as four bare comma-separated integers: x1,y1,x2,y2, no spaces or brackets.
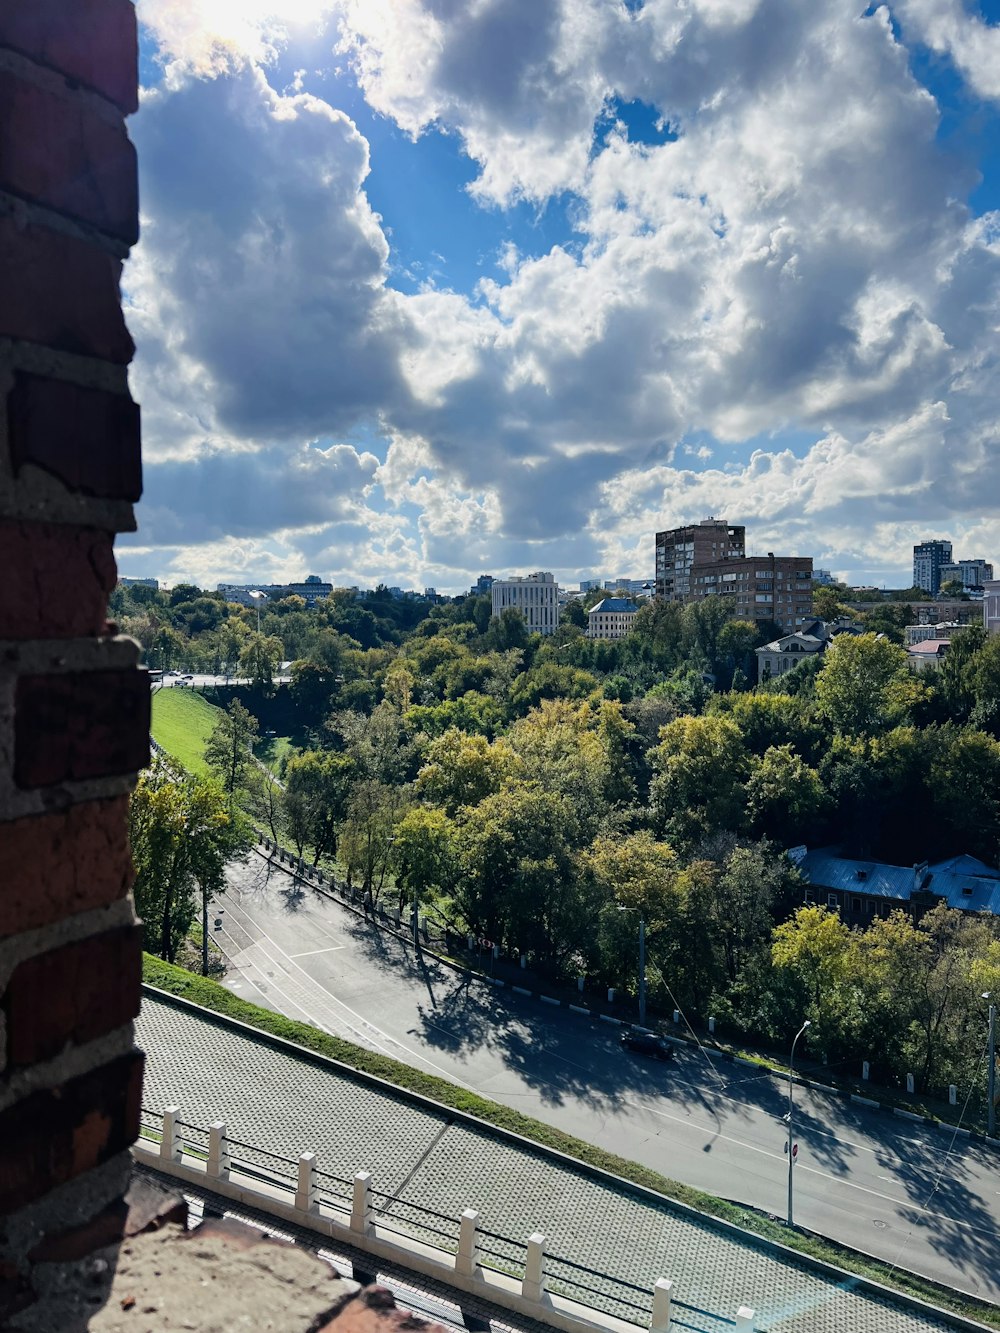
619,1030,676,1061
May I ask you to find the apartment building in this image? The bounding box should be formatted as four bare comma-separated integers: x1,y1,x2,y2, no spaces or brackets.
913,540,953,594
939,558,994,590
654,519,745,599
491,571,559,635
690,553,814,632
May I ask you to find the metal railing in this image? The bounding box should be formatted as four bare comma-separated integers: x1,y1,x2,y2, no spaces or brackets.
135,1103,759,1333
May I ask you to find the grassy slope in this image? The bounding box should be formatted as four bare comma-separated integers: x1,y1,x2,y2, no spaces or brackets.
150,689,220,776
142,955,999,1329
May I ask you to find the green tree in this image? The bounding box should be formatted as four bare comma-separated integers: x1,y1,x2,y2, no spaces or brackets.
239,631,284,692
815,633,921,736
283,750,355,864
648,714,748,845
745,744,825,844
415,728,521,815
770,906,858,1057
129,762,243,965
393,805,458,921
205,699,259,813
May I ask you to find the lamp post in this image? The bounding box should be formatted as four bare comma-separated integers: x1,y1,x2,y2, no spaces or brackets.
248,589,267,633
786,1019,811,1227
984,993,996,1138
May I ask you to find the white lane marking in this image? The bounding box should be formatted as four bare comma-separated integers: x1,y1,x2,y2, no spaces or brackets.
550,1052,591,1071
213,895,480,1093
625,1097,1000,1238
288,945,348,958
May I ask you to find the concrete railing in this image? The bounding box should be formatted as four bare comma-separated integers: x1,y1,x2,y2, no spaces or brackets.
135,1105,756,1333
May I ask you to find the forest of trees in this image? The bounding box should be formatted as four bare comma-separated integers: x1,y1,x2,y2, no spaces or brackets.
124,578,1000,1101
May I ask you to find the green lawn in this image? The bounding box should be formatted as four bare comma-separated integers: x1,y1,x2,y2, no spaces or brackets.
151,688,221,775
254,734,296,775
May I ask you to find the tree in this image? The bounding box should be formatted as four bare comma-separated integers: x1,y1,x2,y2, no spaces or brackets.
713,840,799,985
205,700,259,812
745,744,825,844
239,632,284,692
415,728,521,815
770,906,858,1057
283,750,355,864
815,632,920,735
648,714,748,846
393,806,457,920
455,785,584,964
129,762,243,966
340,778,403,900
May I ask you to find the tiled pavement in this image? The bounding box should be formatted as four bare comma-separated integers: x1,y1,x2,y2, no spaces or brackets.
137,992,965,1333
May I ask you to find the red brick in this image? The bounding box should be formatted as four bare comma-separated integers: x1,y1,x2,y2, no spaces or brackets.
4,925,142,1067
0,1050,143,1213
0,0,138,115
7,373,141,502
14,671,149,788
0,798,133,940
0,522,118,639
0,73,137,243
0,215,133,363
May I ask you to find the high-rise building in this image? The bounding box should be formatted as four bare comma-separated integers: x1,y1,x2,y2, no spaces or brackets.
491,571,559,635
689,553,813,633
654,519,746,599
913,540,953,594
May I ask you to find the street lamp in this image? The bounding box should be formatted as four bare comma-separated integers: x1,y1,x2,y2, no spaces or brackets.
786,1018,811,1227
984,994,996,1138
248,589,267,634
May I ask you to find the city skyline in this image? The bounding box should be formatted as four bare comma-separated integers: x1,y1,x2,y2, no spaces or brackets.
121,1,1000,595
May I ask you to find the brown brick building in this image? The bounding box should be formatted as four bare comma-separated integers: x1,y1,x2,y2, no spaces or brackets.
654,518,745,599
691,553,814,633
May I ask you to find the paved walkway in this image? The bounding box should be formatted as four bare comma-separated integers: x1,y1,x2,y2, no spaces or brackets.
137,991,964,1333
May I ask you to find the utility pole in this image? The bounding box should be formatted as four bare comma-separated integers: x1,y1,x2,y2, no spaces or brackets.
638,918,646,1026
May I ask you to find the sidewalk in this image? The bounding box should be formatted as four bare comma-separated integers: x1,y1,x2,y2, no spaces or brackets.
137,989,970,1333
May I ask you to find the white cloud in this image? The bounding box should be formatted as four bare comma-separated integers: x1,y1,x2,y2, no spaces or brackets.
894,0,1000,103
126,0,1000,591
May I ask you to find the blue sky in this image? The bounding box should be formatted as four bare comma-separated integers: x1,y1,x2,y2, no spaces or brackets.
121,1,1000,593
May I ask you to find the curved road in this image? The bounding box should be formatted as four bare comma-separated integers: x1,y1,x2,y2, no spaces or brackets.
201,852,1000,1306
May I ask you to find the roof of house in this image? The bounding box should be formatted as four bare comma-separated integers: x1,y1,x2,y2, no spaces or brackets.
799,848,1000,915
588,597,639,614
907,639,951,654
755,632,825,654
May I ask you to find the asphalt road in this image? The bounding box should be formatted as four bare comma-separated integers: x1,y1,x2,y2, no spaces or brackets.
201,852,1000,1306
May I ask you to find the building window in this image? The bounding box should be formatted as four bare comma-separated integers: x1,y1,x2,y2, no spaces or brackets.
852,897,862,913
827,892,838,909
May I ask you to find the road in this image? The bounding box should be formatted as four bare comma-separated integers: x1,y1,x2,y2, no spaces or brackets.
201,852,1000,1306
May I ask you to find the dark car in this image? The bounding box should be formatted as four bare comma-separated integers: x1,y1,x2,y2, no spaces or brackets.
620,1030,676,1061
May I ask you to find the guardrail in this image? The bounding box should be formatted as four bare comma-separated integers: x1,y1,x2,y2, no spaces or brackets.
135,1104,758,1333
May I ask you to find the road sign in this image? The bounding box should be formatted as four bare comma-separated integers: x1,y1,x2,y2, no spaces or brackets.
792,1142,798,1160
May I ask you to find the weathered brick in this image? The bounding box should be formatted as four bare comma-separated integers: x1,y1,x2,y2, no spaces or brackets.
0,1050,143,1213
7,374,141,502
0,73,137,243
0,523,118,639
0,215,134,363
0,0,138,115
14,671,149,788
0,798,133,939
4,925,142,1067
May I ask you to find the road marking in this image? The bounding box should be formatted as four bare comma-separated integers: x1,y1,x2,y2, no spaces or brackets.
624,1096,1000,1239
550,1052,590,1071
213,892,481,1093
288,945,347,958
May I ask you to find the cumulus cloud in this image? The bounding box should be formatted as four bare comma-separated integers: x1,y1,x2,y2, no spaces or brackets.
125,0,1000,590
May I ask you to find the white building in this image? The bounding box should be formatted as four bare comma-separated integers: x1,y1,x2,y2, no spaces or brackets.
587,597,639,640
984,580,1000,636
491,571,559,636
755,631,825,682
905,622,965,646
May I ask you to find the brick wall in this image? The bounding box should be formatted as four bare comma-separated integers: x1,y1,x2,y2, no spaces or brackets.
0,1,146,1318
